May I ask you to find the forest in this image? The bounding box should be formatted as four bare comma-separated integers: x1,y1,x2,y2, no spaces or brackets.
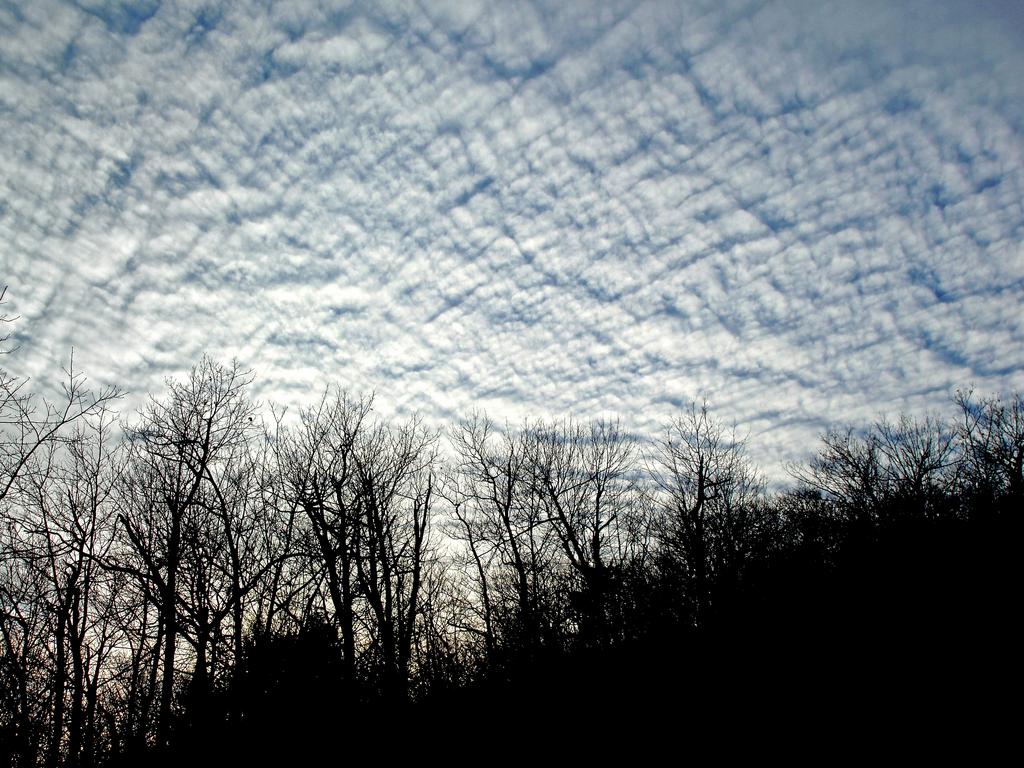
1,294,1019,765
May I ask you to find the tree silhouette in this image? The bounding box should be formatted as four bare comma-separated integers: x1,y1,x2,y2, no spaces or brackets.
110,358,257,751
955,388,1024,509
1,288,121,506
648,401,763,629
0,335,1016,763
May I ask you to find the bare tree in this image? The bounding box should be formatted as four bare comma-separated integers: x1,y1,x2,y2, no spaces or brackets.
276,390,373,684
273,394,440,699
875,414,958,517
16,407,125,768
955,388,1024,506
792,414,958,523
112,357,257,749
0,287,125,767
527,417,645,649
788,427,883,522
349,416,437,699
442,414,573,669
1,521,49,768
1,303,121,510
648,401,763,628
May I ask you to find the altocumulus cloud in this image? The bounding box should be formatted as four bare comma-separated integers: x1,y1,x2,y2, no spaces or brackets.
2,0,1023,478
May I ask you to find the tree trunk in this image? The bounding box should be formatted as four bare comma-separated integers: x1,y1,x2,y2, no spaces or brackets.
47,603,68,768
157,508,180,750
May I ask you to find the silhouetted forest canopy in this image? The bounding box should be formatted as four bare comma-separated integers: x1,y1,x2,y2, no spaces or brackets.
1,294,1019,764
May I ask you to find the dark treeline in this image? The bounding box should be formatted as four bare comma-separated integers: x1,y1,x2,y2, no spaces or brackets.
1,309,1020,762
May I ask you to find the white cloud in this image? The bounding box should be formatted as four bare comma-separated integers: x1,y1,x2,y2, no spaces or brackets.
2,0,1023,482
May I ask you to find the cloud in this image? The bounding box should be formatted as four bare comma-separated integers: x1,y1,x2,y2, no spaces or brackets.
1,0,1023,481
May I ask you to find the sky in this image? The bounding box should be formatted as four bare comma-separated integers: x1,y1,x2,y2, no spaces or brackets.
2,0,1023,480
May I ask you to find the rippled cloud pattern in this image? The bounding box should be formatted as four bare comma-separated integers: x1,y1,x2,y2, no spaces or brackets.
3,0,1023,475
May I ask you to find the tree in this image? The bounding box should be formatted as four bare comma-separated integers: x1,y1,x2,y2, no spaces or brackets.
349,416,437,699
791,414,958,524
112,357,258,750
0,519,49,768
1,287,121,506
648,401,764,628
441,414,565,669
0,287,124,767
275,389,373,685
955,388,1024,510
528,417,645,649
274,393,439,700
